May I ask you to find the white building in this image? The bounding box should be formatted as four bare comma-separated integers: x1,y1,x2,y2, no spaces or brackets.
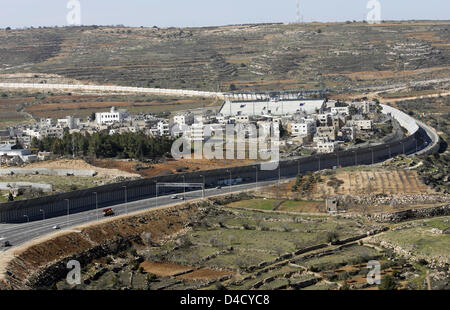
331,107,349,116
348,120,372,130
95,107,129,125
350,101,375,114
40,118,55,127
288,119,316,136
157,121,170,136
40,127,64,139
57,116,77,129
173,113,195,127
316,141,336,153
317,113,332,126
190,123,205,142
23,128,42,140
235,115,250,123
0,144,37,163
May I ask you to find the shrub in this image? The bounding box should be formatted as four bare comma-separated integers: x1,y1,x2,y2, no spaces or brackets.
379,275,398,290
326,231,339,243
147,273,157,282
341,282,350,290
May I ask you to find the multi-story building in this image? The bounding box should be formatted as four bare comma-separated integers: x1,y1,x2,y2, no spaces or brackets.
173,113,195,127
288,119,316,136
350,101,376,114
339,126,356,142
57,116,78,129
95,107,129,125
316,126,336,141
331,107,349,115
317,113,332,126
316,141,336,153
235,115,250,123
155,121,170,136
348,120,372,130
190,122,205,142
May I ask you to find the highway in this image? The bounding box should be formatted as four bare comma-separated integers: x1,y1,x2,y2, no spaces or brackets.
0,179,281,252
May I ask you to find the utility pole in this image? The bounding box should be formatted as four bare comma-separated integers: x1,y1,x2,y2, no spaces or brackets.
200,174,205,199
156,183,159,208
123,186,128,214
277,164,281,199
228,170,232,194
65,199,70,227
253,166,258,191
93,192,99,221
72,136,75,159
182,175,186,199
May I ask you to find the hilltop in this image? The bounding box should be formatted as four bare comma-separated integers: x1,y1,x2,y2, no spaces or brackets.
0,21,449,92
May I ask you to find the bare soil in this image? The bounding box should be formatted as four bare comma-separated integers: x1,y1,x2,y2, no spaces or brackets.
24,159,140,178
139,262,193,277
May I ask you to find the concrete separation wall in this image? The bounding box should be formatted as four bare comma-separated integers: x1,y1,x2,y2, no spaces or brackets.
0,83,225,99
381,104,419,134
414,119,440,155
0,82,269,101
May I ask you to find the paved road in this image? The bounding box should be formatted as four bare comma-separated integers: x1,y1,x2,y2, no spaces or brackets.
0,179,281,252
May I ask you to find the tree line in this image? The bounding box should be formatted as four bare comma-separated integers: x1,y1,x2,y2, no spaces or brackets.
31,131,174,160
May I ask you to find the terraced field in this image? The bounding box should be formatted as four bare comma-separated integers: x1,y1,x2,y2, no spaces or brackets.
313,169,433,197
0,21,449,92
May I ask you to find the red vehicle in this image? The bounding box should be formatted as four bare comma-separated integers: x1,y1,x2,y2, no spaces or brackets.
103,208,115,217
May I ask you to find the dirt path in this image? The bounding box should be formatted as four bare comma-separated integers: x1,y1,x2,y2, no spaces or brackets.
380,92,450,104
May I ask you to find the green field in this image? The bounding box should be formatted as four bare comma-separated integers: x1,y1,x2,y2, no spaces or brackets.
375,217,450,259
226,198,282,211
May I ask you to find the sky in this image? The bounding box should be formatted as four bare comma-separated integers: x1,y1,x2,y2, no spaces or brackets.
0,0,449,29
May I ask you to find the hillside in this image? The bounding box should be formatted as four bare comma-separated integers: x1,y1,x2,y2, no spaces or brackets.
0,21,449,92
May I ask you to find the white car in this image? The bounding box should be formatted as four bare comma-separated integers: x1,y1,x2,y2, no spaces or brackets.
53,225,61,230
171,195,178,199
